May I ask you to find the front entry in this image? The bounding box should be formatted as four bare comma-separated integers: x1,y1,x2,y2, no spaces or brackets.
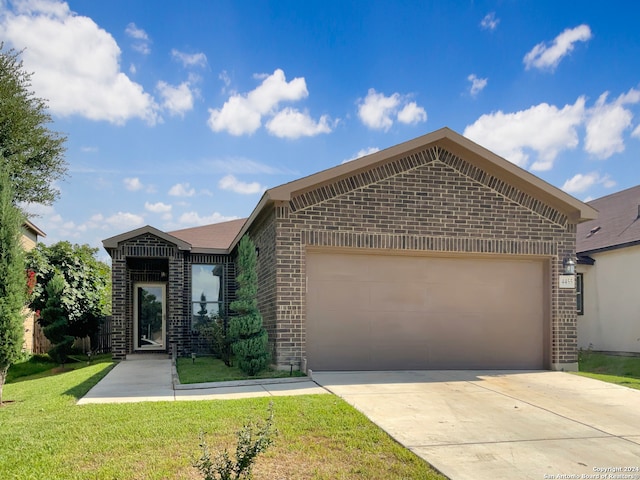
134,283,166,351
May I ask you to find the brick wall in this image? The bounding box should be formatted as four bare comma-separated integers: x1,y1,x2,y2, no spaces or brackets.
108,233,236,360
247,208,278,362
254,145,577,369
109,233,184,359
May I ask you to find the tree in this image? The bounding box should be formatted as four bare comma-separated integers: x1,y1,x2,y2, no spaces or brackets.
229,236,269,376
0,170,26,404
0,44,67,206
39,273,73,365
26,242,111,350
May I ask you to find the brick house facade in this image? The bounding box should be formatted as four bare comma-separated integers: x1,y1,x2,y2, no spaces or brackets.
103,128,596,371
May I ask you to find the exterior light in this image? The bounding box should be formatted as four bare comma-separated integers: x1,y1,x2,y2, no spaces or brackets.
563,256,576,275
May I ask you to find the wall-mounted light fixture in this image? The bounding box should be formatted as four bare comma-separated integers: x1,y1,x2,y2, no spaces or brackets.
563,256,576,275
255,247,260,258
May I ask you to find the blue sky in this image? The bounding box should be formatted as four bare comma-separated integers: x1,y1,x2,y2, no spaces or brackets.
2,0,640,258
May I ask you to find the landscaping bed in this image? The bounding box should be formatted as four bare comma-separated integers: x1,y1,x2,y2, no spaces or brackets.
176,355,305,384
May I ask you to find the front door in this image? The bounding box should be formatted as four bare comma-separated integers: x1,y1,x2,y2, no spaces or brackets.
134,283,166,351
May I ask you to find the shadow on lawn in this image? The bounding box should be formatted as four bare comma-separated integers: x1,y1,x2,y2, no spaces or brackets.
62,361,117,400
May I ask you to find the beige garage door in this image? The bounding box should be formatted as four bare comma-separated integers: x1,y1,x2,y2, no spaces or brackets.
306,251,546,371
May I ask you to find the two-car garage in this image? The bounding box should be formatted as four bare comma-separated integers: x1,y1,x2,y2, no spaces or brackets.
306,250,549,371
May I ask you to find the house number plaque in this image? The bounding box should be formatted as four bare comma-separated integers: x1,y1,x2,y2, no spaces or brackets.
559,274,575,289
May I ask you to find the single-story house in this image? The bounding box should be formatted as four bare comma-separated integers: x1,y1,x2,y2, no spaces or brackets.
21,220,47,353
576,185,640,355
103,127,596,371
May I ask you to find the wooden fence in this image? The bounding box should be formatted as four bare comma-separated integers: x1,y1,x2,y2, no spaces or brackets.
29,316,112,355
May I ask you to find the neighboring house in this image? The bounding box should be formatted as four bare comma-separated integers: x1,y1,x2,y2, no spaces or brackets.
21,219,47,353
103,127,596,372
576,185,640,355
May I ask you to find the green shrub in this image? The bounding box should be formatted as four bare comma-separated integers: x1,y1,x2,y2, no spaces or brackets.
229,236,269,376
195,403,275,480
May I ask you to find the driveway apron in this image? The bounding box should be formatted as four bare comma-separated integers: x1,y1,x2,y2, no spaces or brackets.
312,370,640,480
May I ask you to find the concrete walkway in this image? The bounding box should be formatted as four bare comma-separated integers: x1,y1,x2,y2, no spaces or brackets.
313,370,640,480
77,357,327,404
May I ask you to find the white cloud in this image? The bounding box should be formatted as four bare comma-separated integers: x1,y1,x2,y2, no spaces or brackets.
468,74,488,96
358,89,400,130
177,211,239,227
584,89,640,159
124,177,144,191
633,124,640,139
342,147,380,163
145,201,172,213
562,172,616,194
103,211,145,230
0,0,159,124
218,175,265,194
397,102,427,125
157,81,194,117
207,69,309,136
523,24,592,71
480,12,499,31
171,49,207,68
266,108,333,139
169,183,196,197
125,22,150,54
464,97,585,170
358,89,427,131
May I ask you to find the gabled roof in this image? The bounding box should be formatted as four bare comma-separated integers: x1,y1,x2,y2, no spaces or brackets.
102,220,248,254
169,218,246,252
103,127,598,256
23,219,46,238
577,185,640,255
102,225,192,251
231,127,598,249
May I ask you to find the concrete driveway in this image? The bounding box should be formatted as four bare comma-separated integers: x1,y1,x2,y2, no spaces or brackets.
312,370,640,480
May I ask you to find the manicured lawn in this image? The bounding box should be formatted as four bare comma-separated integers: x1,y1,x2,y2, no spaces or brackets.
6,353,112,383
1,358,445,479
576,351,640,390
177,355,305,384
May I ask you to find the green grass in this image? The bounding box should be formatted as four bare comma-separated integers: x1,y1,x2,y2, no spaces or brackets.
576,351,640,390
1,358,445,479
6,353,114,383
177,355,305,384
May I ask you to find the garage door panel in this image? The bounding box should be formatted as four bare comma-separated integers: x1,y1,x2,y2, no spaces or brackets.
369,281,432,312
312,280,370,311
306,251,546,371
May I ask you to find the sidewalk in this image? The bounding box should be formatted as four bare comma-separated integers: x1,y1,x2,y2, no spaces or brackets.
77,357,328,404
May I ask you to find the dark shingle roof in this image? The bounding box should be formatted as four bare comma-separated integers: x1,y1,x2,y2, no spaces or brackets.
576,185,640,254
168,218,246,250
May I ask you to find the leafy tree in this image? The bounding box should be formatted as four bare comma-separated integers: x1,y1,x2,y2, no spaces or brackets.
0,44,67,206
0,170,25,404
39,273,73,365
26,242,111,350
229,236,269,376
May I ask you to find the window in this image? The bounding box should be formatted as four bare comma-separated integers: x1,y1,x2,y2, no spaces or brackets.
191,264,223,329
576,273,584,316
